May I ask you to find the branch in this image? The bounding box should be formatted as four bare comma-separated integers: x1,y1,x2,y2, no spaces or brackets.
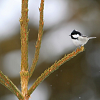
27,46,84,96
19,0,29,97
29,0,44,78
0,70,24,100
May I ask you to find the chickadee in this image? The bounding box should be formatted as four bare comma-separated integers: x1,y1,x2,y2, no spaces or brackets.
69,30,96,46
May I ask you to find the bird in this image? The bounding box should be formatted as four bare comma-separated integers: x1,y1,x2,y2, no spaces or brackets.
69,30,96,46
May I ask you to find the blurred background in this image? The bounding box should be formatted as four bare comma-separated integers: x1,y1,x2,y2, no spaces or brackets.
0,0,99,100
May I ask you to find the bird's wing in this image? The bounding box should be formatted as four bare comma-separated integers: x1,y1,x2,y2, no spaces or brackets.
81,34,87,37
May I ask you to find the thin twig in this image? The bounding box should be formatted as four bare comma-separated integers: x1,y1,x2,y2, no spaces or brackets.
0,70,24,100
29,0,44,78
27,46,84,96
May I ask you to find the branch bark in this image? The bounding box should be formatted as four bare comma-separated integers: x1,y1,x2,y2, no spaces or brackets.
19,0,29,98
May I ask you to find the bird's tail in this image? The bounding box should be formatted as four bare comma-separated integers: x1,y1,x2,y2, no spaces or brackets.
88,37,96,39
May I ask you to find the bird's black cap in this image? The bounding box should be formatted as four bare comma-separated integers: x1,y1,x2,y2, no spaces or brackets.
71,30,81,36
69,30,82,39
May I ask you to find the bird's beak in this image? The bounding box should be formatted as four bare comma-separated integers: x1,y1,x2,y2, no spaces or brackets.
69,35,71,36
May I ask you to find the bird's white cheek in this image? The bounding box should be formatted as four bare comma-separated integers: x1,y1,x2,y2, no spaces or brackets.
72,34,79,38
